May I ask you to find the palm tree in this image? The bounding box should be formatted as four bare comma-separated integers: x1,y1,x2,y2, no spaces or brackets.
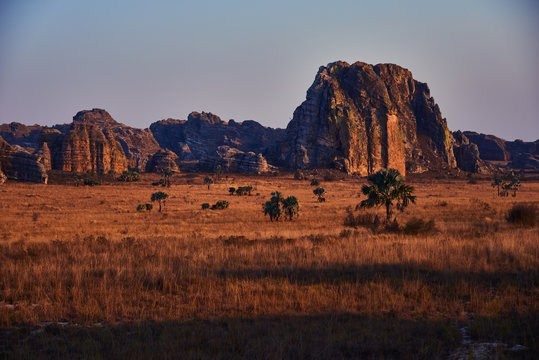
491,177,503,196
360,168,415,223
282,196,300,220
151,191,169,212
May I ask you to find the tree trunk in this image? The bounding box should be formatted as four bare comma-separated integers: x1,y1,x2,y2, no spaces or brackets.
386,202,392,223
158,200,162,212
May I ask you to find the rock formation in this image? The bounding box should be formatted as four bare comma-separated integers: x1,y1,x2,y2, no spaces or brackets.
145,148,180,172
278,61,457,175
150,111,282,172
0,122,43,149
452,131,495,174
0,168,6,184
0,136,48,183
462,131,538,170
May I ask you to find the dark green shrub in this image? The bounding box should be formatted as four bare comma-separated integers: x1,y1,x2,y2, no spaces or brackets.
204,176,214,189
83,178,100,186
137,204,145,211
118,171,140,182
145,203,153,211
313,187,325,202
201,203,210,210
229,187,236,195
506,204,536,226
211,200,229,210
403,217,436,235
310,179,319,186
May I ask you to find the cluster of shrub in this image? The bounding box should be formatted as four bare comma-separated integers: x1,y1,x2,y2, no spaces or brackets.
229,186,253,196
201,200,230,210
263,191,299,221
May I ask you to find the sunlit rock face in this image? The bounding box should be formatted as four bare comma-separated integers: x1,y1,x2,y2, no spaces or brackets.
279,61,458,175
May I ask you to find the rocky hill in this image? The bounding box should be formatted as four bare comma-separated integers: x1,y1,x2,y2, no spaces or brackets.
150,111,283,172
461,131,538,170
1,60,537,183
278,61,464,175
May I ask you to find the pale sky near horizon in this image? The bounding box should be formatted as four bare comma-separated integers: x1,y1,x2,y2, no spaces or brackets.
0,0,538,140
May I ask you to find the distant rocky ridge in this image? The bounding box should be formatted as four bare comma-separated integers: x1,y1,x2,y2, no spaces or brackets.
0,60,537,183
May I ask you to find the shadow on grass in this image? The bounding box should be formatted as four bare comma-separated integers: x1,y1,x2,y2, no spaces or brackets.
2,313,537,359
1,314,463,359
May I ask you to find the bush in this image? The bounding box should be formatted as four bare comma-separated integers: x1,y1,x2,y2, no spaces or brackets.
506,204,536,226
310,179,320,186
236,186,253,196
343,207,380,230
201,203,210,210
83,178,100,186
211,200,229,210
229,187,236,195
136,203,152,211
118,171,140,182
403,217,436,235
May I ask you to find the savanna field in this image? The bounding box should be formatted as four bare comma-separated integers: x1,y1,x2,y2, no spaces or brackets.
0,172,537,359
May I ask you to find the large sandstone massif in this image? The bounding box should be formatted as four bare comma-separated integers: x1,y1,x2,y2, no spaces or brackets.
278,61,457,175
0,60,536,182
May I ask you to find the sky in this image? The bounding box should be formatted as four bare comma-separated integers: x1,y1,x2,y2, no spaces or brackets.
0,0,538,140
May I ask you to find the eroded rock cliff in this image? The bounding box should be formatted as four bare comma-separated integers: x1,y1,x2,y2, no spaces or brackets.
279,61,457,175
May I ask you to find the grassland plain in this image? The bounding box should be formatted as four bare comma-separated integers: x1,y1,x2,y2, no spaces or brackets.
0,172,537,359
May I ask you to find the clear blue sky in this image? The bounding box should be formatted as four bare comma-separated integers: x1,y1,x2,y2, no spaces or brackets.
1,0,538,140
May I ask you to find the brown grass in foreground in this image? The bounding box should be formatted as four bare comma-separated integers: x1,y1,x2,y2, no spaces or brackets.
0,174,538,359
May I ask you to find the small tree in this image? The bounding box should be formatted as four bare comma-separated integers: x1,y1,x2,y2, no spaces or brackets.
161,168,173,187
310,178,320,186
229,187,236,195
204,176,214,190
313,187,325,202
118,171,140,182
360,168,415,223
201,203,210,210
282,196,300,220
151,191,169,212
491,177,503,197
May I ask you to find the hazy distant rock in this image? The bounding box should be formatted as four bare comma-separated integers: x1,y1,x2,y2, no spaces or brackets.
215,146,273,173
452,131,495,174
0,122,43,149
278,61,457,175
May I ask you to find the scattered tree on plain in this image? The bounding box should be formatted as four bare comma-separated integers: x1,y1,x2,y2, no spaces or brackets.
360,168,415,223
151,191,169,212
204,176,214,190
313,187,326,202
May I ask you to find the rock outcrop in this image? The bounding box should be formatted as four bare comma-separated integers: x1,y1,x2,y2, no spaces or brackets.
33,109,161,174
0,136,48,183
150,111,282,172
452,131,495,174
0,123,43,149
0,168,6,184
278,61,456,175
145,148,180,172
462,131,538,170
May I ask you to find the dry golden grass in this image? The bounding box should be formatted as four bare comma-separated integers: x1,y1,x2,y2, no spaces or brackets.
0,173,537,359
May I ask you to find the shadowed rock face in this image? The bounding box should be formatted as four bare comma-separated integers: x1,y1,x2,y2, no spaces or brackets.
452,131,496,174
0,136,48,183
279,61,457,175
0,123,43,149
462,131,538,170
150,112,284,172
